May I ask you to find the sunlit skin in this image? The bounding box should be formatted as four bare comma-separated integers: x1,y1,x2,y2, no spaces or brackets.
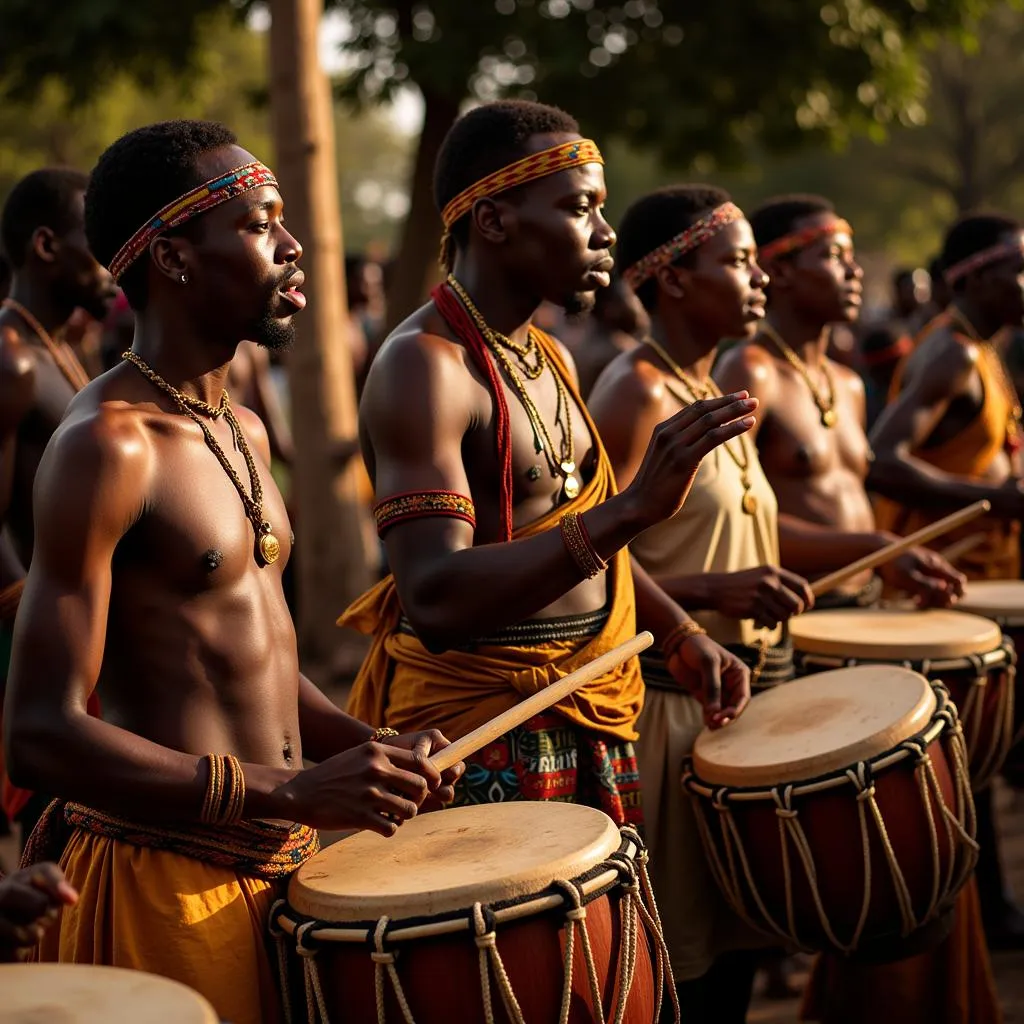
6,142,460,840
0,187,118,580
715,211,964,604
592,218,815,629
360,131,755,725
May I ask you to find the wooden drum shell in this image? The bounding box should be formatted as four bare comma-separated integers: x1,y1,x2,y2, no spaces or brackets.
683,675,977,960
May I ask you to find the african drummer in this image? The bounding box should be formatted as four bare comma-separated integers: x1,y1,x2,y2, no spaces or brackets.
343,99,757,824
3,120,461,1024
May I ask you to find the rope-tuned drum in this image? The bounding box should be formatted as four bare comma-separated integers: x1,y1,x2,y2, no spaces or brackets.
683,666,978,961
789,608,1016,790
270,802,677,1024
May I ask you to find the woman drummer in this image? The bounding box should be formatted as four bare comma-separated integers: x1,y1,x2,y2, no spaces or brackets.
589,185,994,1023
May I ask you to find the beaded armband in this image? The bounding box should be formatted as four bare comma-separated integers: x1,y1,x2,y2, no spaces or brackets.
560,511,608,580
200,753,246,827
373,490,476,537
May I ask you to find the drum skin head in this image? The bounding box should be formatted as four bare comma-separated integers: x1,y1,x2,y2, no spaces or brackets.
958,580,1024,624
0,964,219,1023
788,608,1001,661
288,802,621,922
692,665,936,787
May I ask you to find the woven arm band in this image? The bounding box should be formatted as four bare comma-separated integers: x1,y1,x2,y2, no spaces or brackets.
373,490,476,537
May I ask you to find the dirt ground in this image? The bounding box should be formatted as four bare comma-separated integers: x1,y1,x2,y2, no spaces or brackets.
746,779,1024,1024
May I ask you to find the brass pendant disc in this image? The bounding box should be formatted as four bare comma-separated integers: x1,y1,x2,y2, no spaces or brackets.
258,532,281,565
563,474,581,500
741,492,759,516
822,408,837,428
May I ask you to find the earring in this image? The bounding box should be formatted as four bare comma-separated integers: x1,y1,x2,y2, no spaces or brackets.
180,273,188,284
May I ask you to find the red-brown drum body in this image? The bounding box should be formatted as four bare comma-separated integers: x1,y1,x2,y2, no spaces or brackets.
683,666,977,961
790,608,1015,790
271,802,674,1024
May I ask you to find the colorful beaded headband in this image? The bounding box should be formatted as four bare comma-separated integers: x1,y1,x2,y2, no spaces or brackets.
440,139,604,230
944,240,1024,285
756,218,854,262
621,202,744,290
108,161,279,282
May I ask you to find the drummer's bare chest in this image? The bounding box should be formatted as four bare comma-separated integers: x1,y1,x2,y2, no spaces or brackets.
462,363,597,532
760,367,870,480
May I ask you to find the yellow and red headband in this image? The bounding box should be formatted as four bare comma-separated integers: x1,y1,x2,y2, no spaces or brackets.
108,161,279,282
621,202,745,291
440,138,603,230
757,218,854,262
944,240,1024,286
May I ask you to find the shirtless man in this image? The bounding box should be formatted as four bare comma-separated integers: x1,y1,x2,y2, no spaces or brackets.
870,212,1024,950
344,100,755,826
714,193,962,605
4,120,457,1024
0,169,117,832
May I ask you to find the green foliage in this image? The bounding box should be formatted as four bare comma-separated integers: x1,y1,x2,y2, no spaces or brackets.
328,0,1001,167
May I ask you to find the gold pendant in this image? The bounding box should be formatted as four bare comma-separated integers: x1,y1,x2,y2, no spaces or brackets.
742,491,758,516
563,474,581,500
821,408,837,428
257,523,280,566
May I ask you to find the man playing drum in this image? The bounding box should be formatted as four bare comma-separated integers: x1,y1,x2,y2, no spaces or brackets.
344,100,754,827
0,169,118,834
4,120,460,1024
870,212,1024,951
715,194,995,1023
714,194,963,609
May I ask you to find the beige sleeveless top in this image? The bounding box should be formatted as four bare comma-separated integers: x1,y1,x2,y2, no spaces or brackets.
631,389,782,647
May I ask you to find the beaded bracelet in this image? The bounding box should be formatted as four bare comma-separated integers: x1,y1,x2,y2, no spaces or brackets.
370,726,400,743
661,620,708,664
200,753,246,826
560,511,608,580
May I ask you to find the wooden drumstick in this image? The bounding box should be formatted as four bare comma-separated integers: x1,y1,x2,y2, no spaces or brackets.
430,631,653,772
939,531,988,563
810,499,991,598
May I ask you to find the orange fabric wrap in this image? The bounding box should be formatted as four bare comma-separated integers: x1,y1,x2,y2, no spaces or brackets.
874,313,1020,580
340,334,643,743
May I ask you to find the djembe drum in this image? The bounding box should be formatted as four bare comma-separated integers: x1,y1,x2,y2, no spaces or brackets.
789,608,1015,790
271,802,673,1024
956,580,1024,784
0,963,219,1022
682,666,977,961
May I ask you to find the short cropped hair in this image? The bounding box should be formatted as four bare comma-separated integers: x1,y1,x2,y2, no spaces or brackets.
1,168,90,269
942,213,1022,291
433,100,579,259
616,185,732,310
85,120,238,307
749,194,835,253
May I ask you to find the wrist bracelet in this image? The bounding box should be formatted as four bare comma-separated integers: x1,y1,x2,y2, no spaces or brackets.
560,511,608,580
370,726,400,743
662,620,708,663
200,753,246,826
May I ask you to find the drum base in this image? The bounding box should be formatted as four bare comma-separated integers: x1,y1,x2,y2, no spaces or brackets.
846,903,955,965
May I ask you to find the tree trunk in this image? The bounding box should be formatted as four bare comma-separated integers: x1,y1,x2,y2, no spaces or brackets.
384,87,462,333
268,0,374,685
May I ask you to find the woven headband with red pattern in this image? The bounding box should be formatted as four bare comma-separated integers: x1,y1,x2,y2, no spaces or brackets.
944,240,1024,285
621,202,745,290
108,161,279,282
440,139,603,230
757,218,854,262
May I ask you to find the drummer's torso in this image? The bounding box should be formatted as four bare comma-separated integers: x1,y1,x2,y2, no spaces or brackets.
753,355,876,534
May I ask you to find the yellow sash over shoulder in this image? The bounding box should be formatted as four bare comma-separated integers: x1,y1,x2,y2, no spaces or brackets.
340,335,643,743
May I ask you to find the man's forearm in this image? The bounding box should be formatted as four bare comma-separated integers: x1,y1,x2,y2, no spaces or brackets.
867,453,1014,516
5,711,297,824
777,514,887,578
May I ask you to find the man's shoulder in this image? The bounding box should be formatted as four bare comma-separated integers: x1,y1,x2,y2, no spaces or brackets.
0,321,37,395
907,322,977,383
714,337,780,390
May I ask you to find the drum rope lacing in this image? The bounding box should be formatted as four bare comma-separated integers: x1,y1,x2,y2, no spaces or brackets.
682,682,979,955
270,827,680,1024
795,638,1016,791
